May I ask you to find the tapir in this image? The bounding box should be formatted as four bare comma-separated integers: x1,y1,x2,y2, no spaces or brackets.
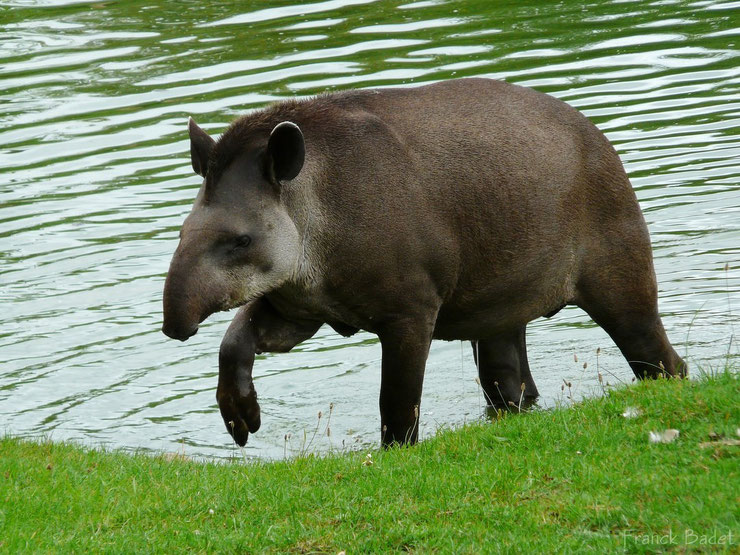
162,77,685,447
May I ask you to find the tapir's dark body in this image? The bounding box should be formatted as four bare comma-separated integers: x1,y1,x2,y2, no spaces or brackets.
163,78,685,447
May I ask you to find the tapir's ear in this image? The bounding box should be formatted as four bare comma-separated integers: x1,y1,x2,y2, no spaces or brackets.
188,117,215,177
266,121,305,182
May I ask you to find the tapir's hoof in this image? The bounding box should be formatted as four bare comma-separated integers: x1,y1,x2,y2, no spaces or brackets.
216,383,261,446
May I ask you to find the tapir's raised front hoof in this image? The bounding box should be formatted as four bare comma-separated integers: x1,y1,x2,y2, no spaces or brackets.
216,381,261,446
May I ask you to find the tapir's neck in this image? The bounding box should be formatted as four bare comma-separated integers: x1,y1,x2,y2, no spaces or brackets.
280,170,326,290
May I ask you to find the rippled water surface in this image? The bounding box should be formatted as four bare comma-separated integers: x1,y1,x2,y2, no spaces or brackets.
1,0,738,460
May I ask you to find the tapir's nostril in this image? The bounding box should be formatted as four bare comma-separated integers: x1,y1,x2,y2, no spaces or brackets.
162,323,198,342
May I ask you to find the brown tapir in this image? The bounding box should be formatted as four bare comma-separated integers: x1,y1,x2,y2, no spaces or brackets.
162,77,685,447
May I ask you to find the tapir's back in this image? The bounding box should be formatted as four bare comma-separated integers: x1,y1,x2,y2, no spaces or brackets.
289,78,643,329
300,78,633,242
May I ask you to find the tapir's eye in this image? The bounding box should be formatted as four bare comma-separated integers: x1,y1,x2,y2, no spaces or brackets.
232,234,252,250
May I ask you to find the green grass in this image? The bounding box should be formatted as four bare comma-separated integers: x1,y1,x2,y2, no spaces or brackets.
2,369,738,553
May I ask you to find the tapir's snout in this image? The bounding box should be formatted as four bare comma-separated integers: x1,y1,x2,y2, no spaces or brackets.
162,321,198,342
162,250,206,342
161,283,202,341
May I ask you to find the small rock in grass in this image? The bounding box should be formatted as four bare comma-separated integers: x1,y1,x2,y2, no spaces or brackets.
622,406,641,418
649,429,680,444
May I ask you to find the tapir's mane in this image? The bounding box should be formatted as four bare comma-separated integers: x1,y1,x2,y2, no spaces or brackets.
205,100,300,187
206,93,349,188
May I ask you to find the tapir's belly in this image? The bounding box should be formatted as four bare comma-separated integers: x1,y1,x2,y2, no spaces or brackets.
432,298,557,340
433,285,571,341
274,244,578,342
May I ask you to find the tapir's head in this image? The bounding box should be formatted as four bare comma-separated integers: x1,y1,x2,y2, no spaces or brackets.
162,117,305,341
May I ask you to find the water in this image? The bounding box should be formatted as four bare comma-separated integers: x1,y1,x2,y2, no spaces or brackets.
1,0,738,460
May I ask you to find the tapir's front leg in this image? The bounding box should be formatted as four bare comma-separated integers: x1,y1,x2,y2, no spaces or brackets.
217,303,260,446
377,315,436,446
217,299,321,446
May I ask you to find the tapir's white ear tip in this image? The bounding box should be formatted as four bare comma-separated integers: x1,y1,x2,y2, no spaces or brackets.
270,121,301,137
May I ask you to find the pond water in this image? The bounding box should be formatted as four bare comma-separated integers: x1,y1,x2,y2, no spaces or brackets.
1,0,738,460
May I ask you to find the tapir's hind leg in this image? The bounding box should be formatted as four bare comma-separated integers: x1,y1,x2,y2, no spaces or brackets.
472,326,539,411
575,247,686,379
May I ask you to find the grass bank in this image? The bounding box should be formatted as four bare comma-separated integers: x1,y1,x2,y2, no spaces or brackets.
2,369,738,553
